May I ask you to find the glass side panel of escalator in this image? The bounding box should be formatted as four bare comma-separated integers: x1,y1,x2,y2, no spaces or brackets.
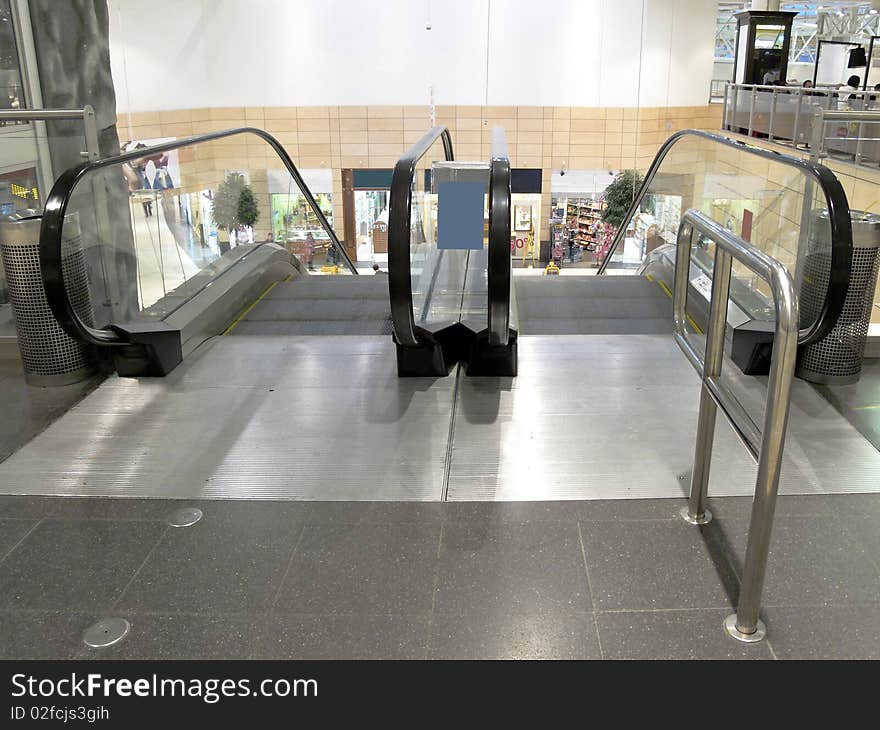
600,133,835,334
408,145,490,333
56,132,350,331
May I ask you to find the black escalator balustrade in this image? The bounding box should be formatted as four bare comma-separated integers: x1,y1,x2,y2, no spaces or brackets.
39,127,355,377
466,126,518,376
388,125,516,377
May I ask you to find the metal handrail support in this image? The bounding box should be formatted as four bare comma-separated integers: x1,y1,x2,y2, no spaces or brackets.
673,210,799,644
0,107,100,162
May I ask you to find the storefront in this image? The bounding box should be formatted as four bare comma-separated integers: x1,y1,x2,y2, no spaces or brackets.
508,169,542,267
0,166,38,216
343,168,392,264
550,170,614,267
269,168,335,266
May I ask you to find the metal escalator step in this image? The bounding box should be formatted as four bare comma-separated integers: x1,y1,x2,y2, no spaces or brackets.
513,275,672,335
230,320,393,336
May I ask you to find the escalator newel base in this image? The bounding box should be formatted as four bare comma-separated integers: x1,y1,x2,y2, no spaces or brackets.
110,322,183,377
730,321,774,375
465,329,518,377
395,340,452,377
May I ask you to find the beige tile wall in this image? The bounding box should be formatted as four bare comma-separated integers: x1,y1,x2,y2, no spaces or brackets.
117,104,723,243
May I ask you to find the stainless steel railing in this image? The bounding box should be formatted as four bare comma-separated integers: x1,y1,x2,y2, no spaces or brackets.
709,78,729,103
0,106,101,162
721,82,880,170
673,209,799,644
807,108,880,167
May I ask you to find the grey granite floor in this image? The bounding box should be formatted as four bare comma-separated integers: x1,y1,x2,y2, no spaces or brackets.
0,494,877,660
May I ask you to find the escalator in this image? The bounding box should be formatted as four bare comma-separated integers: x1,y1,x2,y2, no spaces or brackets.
37,123,515,378
39,127,365,376
14,118,873,508
387,125,516,376
512,129,853,374
514,276,671,335
228,275,392,336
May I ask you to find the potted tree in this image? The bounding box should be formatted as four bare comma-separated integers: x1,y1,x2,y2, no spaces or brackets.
599,169,653,265
601,169,643,230
211,172,259,252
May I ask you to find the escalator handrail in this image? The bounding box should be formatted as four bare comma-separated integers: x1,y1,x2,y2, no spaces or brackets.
388,125,454,348
595,128,852,347
488,126,511,346
39,126,356,349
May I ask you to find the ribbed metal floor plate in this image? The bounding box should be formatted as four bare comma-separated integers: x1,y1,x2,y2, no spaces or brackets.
0,334,876,501
0,336,453,500
445,336,880,500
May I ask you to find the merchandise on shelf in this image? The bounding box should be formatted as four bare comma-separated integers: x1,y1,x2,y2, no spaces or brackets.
561,196,607,248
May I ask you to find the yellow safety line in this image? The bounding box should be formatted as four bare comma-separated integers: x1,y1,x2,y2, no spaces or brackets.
648,273,704,334
222,279,283,335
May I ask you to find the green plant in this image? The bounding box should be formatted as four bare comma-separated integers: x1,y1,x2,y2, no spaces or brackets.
211,172,259,233
602,169,643,230
237,184,259,228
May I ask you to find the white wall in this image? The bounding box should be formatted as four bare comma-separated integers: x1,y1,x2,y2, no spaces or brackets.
109,0,716,112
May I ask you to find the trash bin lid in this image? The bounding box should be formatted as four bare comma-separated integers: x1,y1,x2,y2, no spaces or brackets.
0,210,42,243
849,210,880,249
810,209,880,249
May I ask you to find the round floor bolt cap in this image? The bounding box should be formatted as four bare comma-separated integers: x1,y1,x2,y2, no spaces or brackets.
83,618,130,649
724,614,767,643
679,506,712,525
166,507,203,527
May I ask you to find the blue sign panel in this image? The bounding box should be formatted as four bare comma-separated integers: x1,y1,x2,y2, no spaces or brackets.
437,181,484,250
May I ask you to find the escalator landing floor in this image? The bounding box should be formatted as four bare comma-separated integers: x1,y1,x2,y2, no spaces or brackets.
0,334,877,501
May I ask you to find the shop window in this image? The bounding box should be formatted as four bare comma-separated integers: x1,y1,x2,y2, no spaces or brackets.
0,167,39,215
354,189,389,262
0,1,26,112
271,192,333,242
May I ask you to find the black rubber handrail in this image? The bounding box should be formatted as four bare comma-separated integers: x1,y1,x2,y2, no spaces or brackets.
387,125,454,348
595,128,852,346
487,126,511,346
40,127,356,348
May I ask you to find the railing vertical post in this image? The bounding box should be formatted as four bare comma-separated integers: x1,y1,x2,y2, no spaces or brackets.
722,83,729,130
792,88,803,148
810,108,825,161
768,88,778,142
731,85,739,132
681,236,732,527
748,86,757,137
82,105,100,162
855,121,865,165
725,264,798,643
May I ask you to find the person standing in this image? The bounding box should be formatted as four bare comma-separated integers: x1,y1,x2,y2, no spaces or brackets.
844,75,862,104
305,232,316,271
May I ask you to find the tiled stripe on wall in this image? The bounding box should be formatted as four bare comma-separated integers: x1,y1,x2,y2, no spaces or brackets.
117,104,724,243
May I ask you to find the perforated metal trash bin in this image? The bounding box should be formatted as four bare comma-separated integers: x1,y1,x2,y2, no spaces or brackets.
0,212,98,386
797,210,880,385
